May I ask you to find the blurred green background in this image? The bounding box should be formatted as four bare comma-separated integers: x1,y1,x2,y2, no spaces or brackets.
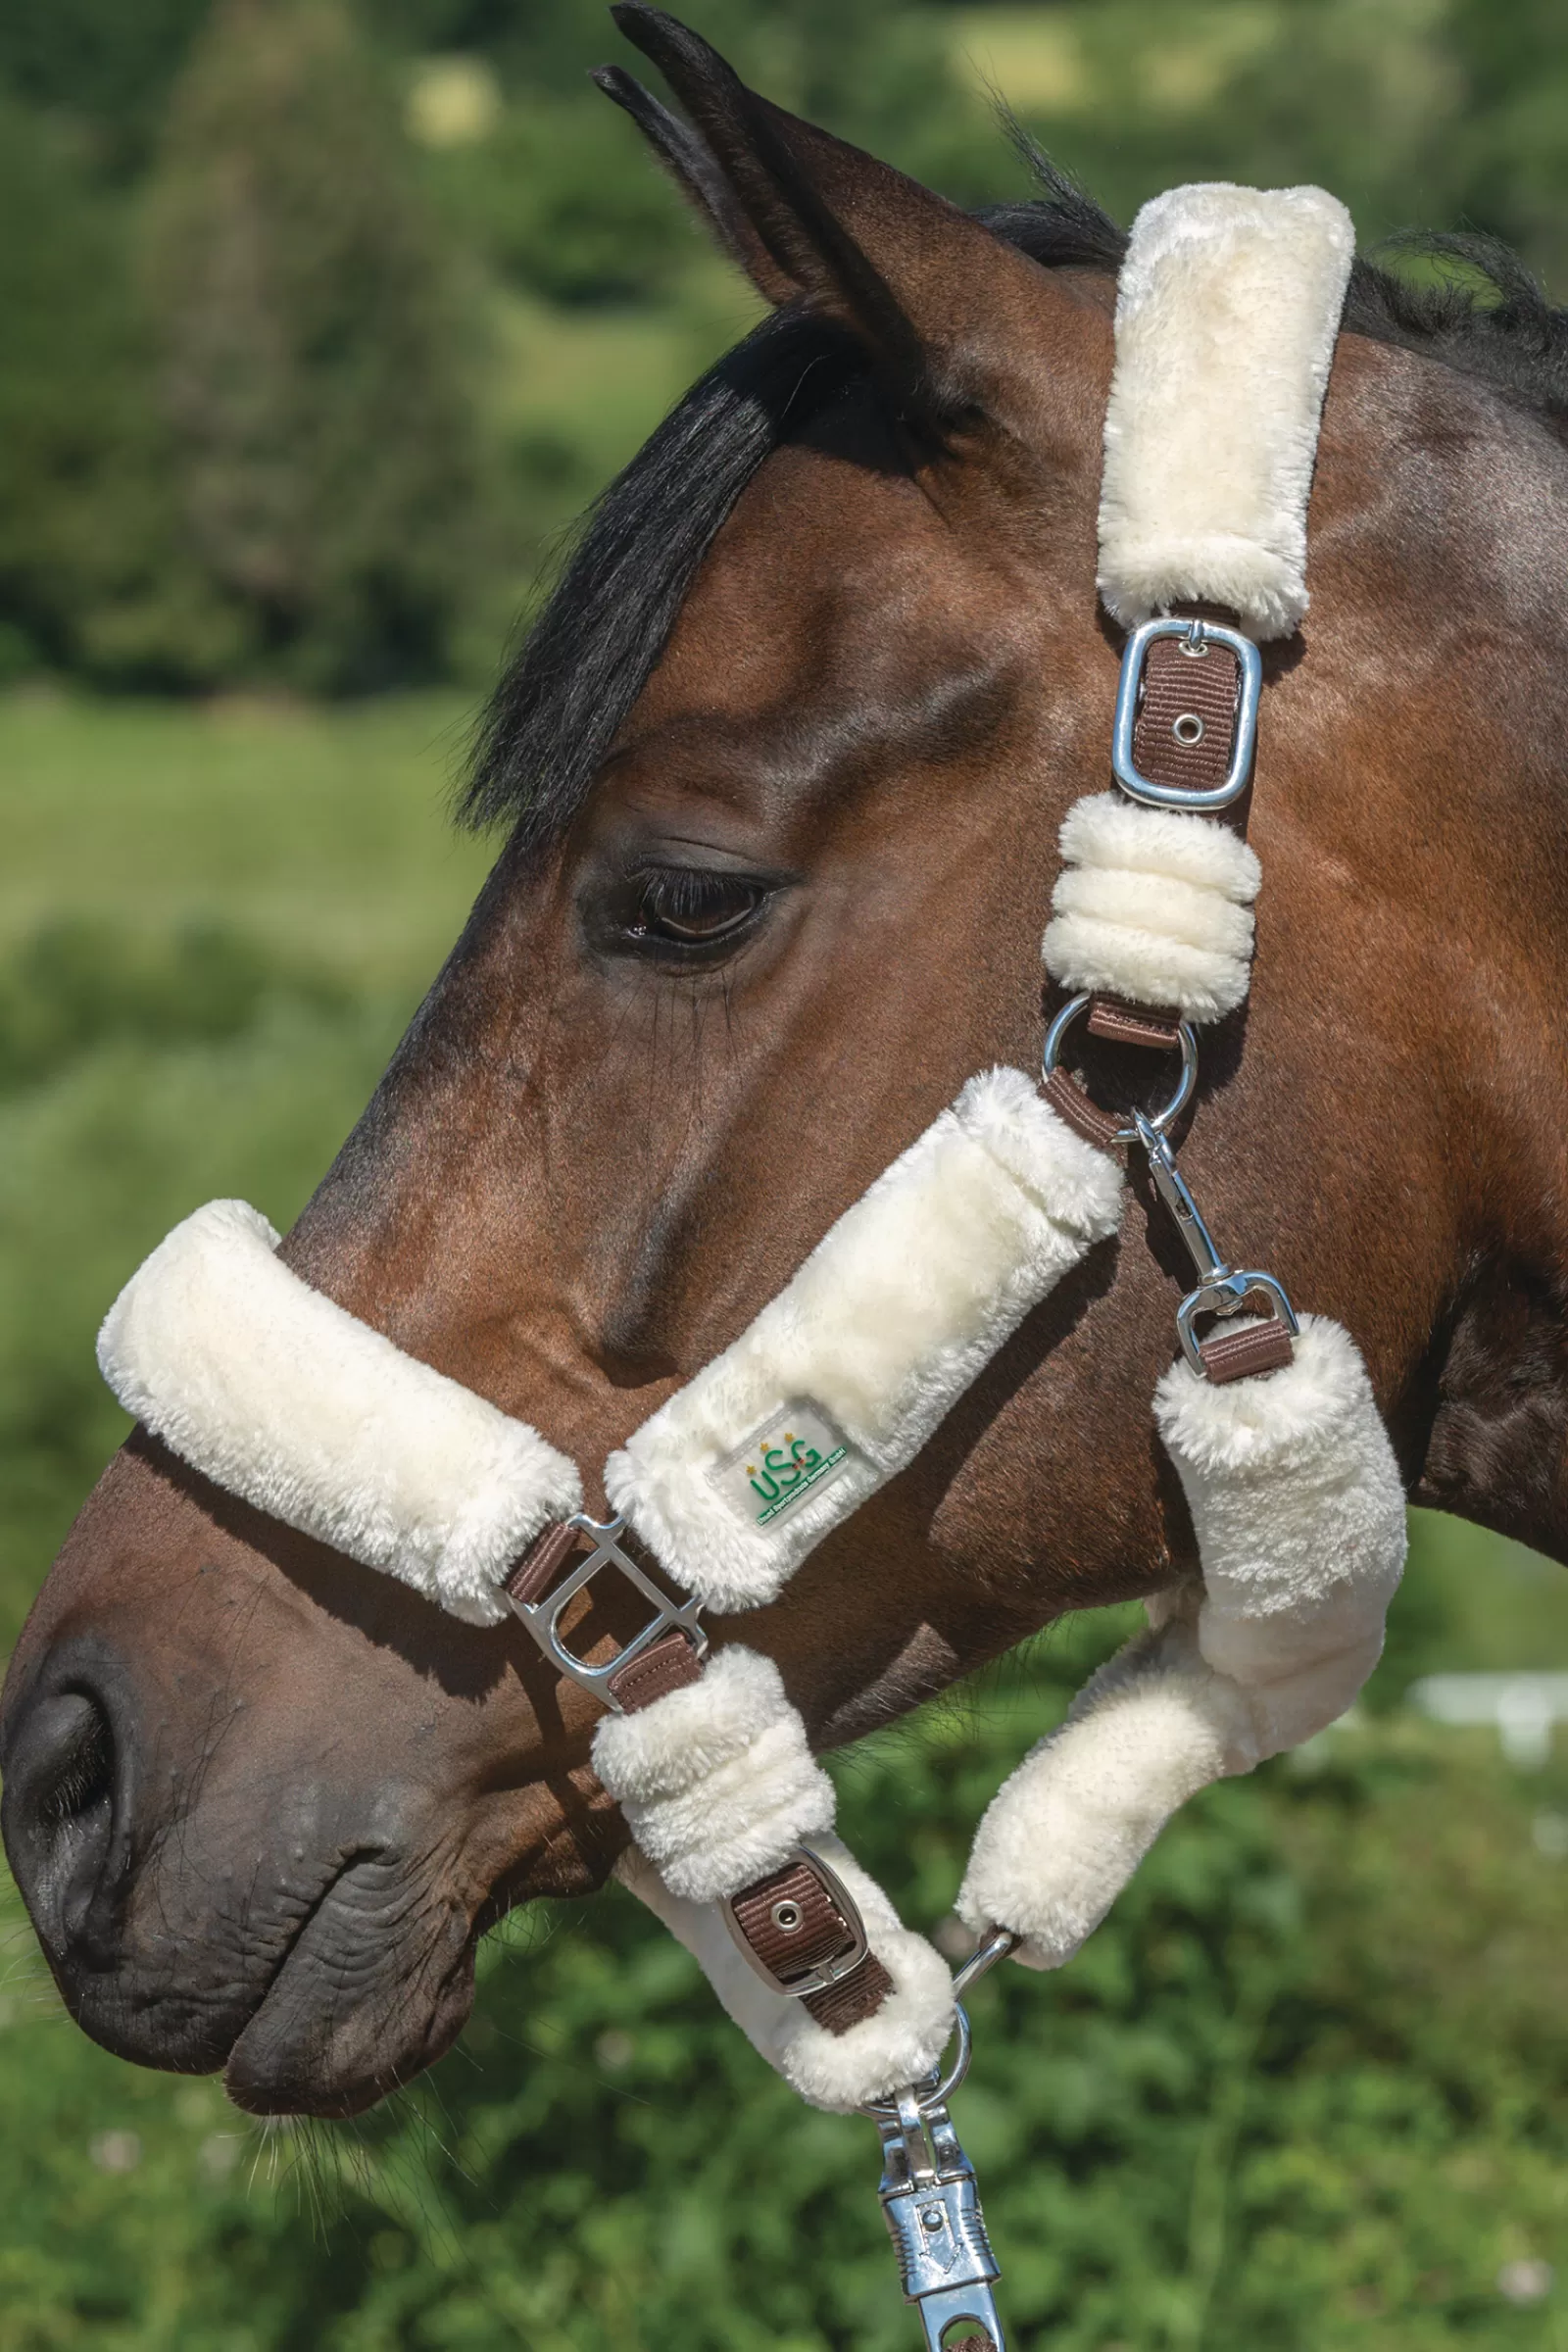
4,1,1568,2345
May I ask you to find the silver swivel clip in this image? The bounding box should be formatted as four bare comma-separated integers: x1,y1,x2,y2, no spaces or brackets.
862,1940,1017,2352
1132,1109,1298,1375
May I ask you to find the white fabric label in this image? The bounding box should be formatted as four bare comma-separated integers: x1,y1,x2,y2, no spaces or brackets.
706,1402,859,1533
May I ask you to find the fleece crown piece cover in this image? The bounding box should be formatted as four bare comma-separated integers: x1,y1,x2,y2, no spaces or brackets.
97,1199,581,1625
1097,182,1354,639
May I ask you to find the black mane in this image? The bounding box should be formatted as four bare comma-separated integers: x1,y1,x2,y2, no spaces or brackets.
462,151,1568,849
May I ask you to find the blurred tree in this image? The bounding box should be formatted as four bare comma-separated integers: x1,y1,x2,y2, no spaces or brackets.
1448,0,1568,286
0,100,233,689
0,0,210,173
145,0,488,691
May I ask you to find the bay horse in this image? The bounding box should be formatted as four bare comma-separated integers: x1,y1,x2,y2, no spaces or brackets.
4,5,1568,2127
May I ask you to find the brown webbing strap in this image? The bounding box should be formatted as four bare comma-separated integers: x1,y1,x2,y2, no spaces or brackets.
606,1630,706,1709
505,1518,582,1606
1086,995,1183,1051
1197,1315,1295,1383
1042,1065,1123,1152
1130,627,1245,799
506,1526,894,2035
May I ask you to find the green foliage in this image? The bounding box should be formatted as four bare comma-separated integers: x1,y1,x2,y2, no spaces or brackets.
144,0,488,694
0,0,209,172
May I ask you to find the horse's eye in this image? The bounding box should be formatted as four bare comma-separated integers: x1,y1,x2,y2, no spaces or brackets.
629,869,765,947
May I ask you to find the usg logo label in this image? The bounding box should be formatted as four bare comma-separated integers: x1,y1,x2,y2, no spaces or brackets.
708,1402,858,1531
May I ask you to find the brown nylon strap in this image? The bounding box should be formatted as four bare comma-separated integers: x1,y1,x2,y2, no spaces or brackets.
1131,626,1245,798
1199,1315,1296,1384
504,1518,581,1606
1086,994,1184,1051
727,1856,895,2034
1042,1065,1125,1152
801,1957,896,2034
606,1629,705,1710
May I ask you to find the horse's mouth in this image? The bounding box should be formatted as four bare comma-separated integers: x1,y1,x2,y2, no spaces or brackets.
220,1852,480,2119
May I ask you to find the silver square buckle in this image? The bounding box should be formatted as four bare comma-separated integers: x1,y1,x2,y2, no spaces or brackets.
721,1841,871,1998
1110,615,1262,810
505,1513,707,1714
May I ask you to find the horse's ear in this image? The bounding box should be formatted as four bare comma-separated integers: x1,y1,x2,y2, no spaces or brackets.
598,4,1097,441
592,65,799,306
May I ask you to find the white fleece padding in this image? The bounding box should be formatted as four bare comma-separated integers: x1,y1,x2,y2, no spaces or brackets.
592,1646,836,1904
1098,183,1354,638
607,1068,1123,1612
957,1316,1406,1966
1043,792,1262,1022
96,1198,581,1626
617,1833,957,2111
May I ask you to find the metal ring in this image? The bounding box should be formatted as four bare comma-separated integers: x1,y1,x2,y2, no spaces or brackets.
1042,993,1199,1142
858,2004,973,2122
951,1927,1019,1998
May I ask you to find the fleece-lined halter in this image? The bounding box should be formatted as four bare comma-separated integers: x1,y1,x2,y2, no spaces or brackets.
97,186,1402,2348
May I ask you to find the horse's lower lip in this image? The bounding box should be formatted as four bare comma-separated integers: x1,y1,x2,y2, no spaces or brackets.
221,1858,476,2118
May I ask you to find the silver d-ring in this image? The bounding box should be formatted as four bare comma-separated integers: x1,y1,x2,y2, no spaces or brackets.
858,2004,973,2122
1041,993,1199,1142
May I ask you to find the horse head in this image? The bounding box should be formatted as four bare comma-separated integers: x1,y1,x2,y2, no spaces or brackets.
5,8,1567,2123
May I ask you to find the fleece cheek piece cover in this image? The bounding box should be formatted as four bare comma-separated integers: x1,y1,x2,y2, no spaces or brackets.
96,1198,582,1626
605,1067,1124,1613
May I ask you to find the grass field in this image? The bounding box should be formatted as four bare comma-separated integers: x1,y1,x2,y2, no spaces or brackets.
3,692,1568,2348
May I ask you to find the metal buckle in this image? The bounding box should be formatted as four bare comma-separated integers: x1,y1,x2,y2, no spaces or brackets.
862,2010,1008,2350
721,1840,870,1998
1111,615,1262,809
1134,1111,1298,1375
1043,992,1198,1143
504,1512,706,1715
1176,1271,1298,1374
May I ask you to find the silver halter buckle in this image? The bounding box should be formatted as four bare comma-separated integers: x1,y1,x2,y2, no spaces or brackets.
1111,615,1262,809
504,1512,707,1714
720,1839,870,1997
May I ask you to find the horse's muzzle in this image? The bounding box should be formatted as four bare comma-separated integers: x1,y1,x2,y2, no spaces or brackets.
1,1629,479,2113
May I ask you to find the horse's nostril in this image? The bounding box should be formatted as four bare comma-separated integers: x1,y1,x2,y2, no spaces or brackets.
34,1692,115,1833
3,1687,120,1955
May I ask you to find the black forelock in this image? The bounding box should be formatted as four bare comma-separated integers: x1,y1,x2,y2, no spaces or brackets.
460,142,1568,852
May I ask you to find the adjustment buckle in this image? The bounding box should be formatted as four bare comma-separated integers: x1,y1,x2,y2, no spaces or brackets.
1111,615,1262,809
721,1841,870,1998
504,1513,706,1714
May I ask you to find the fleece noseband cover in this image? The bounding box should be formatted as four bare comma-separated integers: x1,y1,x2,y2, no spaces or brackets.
97,1200,581,1626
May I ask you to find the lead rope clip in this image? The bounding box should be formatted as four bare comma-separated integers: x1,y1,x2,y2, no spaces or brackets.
1133,1110,1298,1376
862,1935,1017,2351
